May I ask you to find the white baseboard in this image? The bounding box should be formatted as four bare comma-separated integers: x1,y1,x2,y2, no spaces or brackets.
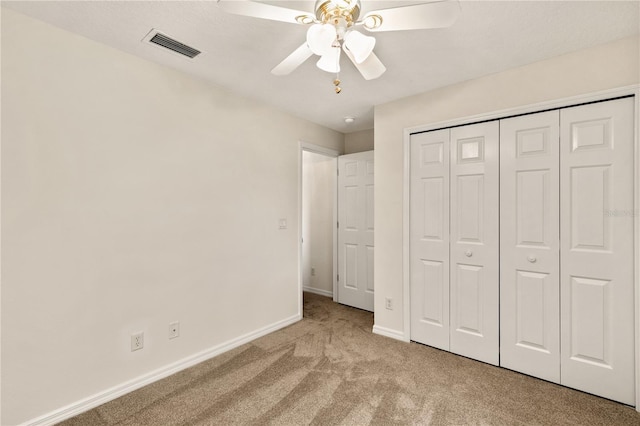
372,325,409,342
302,286,333,298
25,314,302,426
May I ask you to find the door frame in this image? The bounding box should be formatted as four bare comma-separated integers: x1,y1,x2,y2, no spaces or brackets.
298,141,340,319
401,84,640,409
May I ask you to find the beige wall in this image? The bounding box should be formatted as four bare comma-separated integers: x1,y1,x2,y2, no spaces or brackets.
373,35,640,336
1,9,343,425
344,129,374,154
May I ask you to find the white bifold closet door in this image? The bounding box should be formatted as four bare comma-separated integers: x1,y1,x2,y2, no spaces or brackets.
500,111,561,383
410,129,451,351
337,151,375,312
449,122,500,365
411,96,635,404
559,98,635,405
410,122,499,365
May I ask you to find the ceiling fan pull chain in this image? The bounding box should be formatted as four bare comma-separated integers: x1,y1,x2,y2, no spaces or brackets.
334,75,342,94
333,39,342,94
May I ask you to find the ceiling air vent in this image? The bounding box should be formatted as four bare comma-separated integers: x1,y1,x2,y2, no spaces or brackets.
143,29,201,59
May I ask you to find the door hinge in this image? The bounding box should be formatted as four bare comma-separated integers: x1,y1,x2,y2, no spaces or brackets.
337,221,339,229
337,275,340,282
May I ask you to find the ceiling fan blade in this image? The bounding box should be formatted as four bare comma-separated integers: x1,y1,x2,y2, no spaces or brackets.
343,46,386,80
361,0,460,32
216,0,314,25
271,43,314,76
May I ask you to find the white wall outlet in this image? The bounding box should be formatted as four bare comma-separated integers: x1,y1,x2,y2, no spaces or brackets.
279,218,287,229
169,321,180,339
311,267,316,276
385,298,393,310
131,332,144,351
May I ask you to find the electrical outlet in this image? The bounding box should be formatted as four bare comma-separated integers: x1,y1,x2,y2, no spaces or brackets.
169,322,180,339
131,332,144,351
385,298,393,310
311,267,316,276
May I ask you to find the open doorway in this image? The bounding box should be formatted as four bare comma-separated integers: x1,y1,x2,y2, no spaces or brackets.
300,144,338,316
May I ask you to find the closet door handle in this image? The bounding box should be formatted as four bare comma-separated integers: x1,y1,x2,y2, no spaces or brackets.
465,250,473,257
527,255,537,263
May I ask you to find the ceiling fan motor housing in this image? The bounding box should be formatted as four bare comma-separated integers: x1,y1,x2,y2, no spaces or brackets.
315,0,361,26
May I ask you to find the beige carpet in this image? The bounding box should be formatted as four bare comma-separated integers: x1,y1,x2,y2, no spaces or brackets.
60,292,640,425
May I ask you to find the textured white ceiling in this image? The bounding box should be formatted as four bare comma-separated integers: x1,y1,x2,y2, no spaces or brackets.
3,1,639,133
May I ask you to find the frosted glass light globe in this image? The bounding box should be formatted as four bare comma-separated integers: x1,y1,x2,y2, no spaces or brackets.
307,24,336,56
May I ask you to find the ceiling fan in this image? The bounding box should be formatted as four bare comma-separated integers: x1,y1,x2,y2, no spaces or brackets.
217,0,460,93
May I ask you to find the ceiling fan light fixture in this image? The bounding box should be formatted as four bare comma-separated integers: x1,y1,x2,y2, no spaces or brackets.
306,23,336,56
316,46,341,73
344,30,375,64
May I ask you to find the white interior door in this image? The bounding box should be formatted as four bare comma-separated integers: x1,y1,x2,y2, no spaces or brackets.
337,151,374,311
500,111,561,382
560,97,635,405
410,129,451,350
449,121,500,366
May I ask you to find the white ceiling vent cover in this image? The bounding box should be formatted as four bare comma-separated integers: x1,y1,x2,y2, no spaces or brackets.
142,29,201,59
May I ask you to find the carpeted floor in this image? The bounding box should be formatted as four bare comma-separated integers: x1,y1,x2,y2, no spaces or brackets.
61,292,640,425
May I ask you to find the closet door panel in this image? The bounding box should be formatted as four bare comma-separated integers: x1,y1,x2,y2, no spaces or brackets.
560,97,635,405
450,122,499,365
410,129,451,350
500,111,560,382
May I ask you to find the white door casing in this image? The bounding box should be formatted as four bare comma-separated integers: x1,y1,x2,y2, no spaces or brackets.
449,122,500,366
410,129,451,350
500,111,561,382
338,151,374,311
560,97,635,405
